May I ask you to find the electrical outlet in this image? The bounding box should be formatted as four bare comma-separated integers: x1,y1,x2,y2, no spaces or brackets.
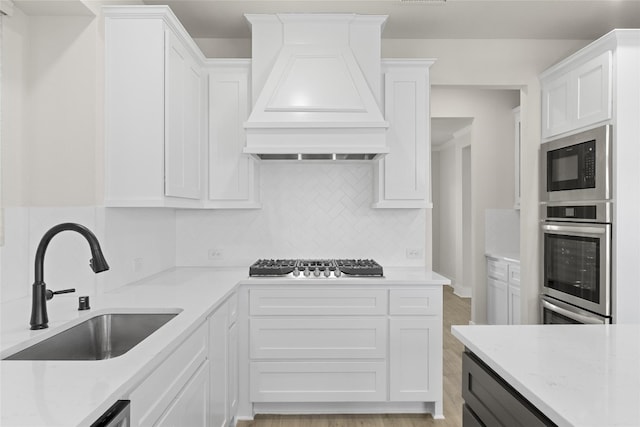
208,248,224,260
133,257,144,272
406,248,423,259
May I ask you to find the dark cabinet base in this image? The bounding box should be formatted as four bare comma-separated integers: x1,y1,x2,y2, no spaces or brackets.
461,350,556,427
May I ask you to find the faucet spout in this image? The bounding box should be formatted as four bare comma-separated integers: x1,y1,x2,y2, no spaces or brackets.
30,223,110,330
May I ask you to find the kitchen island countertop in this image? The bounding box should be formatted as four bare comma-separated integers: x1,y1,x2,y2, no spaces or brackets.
452,324,640,427
1,266,448,427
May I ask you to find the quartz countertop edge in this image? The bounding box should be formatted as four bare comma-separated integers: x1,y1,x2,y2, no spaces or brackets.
485,252,520,263
452,324,640,427
1,266,449,427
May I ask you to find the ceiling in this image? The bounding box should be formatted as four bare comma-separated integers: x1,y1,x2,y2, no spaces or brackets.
143,0,640,40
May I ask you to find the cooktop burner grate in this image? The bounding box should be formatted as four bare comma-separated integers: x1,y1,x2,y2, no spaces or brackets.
249,259,383,278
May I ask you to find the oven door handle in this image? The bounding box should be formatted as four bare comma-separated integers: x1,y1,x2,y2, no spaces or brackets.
541,299,605,324
541,224,606,235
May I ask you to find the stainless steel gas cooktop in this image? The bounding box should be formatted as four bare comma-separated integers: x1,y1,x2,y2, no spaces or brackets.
249,259,383,278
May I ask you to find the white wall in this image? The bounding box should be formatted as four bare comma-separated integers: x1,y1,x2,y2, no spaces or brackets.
432,127,472,298
0,206,176,303
25,15,100,206
2,5,27,207
432,88,520,323
176,163,427,268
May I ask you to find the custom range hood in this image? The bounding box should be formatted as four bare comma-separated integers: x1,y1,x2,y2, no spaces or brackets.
243,14,389,160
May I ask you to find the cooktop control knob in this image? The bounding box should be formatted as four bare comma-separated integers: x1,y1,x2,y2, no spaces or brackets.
334,268,342,277
292,267,300,277
303,267,311,277
313,268,321,277
324,269,331,278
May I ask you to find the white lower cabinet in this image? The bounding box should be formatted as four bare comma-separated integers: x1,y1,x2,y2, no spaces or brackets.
155,361,210,427
486,257,520,325
246,286,443,412
209,293,239,427
389,288,443,402
129,323,208,426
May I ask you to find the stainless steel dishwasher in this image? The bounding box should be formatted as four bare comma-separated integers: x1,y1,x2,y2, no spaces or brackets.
90,400,130,427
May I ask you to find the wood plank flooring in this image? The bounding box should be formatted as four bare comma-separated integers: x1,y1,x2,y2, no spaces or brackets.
238,285,471,427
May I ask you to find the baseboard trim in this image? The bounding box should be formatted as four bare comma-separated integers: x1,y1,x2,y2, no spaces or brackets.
453,285,472,298
252,401,437,416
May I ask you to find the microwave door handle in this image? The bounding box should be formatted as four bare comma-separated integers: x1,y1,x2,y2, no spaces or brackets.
542,299,604,324
541,224,606,235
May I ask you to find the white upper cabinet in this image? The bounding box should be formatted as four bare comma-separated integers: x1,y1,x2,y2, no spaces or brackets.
373,60,434,208
104,6,204,207
207,60,261,208
541,49,612,139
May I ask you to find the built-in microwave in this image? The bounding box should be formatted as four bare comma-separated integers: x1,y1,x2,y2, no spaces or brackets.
541,125,612,202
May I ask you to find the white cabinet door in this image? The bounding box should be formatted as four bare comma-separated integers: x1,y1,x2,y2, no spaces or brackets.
209,303,229,427
208,62,260,208
389,316,442,401
508,285,521,326
374,60,433,208
507,264,521,325
575,51,612,130
542,72,572,139
541,50,612,139
155,361,210,427
487,277,508,325
165,30,202,200
227,320,239,423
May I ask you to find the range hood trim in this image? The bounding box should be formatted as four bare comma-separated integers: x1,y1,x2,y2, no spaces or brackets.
245,45,387,127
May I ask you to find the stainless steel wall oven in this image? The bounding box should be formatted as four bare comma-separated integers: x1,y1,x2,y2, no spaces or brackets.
540,201,613,324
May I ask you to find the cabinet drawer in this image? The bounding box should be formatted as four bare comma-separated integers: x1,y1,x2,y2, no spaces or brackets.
130,323,208,427
462,352,555,427
249,288,387,316
250,317,387,359
509,265,521,287
486,259,508,281
251,361,387,402
390,288,442,315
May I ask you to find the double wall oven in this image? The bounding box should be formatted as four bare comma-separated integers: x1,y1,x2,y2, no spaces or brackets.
540,125,613,324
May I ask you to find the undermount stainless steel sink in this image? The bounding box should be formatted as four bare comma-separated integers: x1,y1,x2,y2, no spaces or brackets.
4,312,178,361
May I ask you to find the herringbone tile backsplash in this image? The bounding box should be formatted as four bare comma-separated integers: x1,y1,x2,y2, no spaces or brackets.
176,162,426,267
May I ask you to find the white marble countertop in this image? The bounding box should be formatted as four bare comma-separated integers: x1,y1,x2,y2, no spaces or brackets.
452,324,640,427
1,266,449,426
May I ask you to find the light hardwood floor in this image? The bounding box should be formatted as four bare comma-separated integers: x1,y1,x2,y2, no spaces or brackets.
238,285,471,427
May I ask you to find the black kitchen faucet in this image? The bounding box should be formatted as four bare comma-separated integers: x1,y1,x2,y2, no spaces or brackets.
30,223,109,330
